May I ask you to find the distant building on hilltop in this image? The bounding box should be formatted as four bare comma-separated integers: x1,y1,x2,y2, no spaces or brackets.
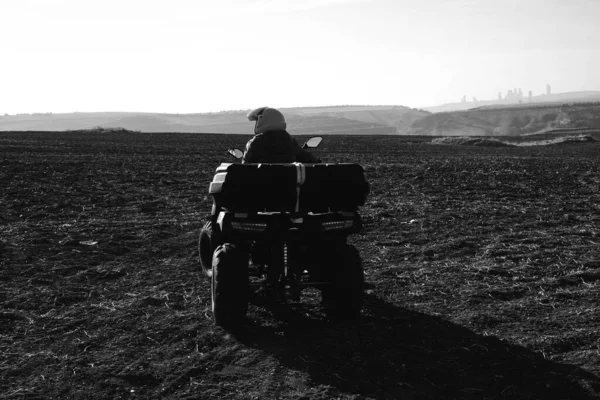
501,87,528,103
546,84,551,95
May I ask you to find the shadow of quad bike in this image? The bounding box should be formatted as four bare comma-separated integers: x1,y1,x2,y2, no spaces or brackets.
237,293,600,399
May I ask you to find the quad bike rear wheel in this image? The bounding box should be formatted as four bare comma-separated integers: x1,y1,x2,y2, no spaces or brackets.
322,244,364,319
199,221,220,277
211,243,248,330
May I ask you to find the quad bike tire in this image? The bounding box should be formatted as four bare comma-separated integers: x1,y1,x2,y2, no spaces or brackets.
322,244,364,320
211,243,248,330
199,221,220,277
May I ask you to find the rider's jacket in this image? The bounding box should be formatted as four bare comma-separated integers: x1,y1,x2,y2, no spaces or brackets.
242,130,319,164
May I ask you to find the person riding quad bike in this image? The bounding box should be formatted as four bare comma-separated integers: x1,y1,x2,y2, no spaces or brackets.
209,107,319,217
243,107,320,164
199,107,368,330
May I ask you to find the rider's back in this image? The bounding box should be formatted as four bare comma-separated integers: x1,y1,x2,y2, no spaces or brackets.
242,130,299,163
243,130,320,164
243,107,320,164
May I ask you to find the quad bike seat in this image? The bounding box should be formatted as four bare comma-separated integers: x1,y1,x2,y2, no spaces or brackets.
208,163,369,214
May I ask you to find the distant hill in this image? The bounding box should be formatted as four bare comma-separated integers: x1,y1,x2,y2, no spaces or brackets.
0,106,428,135
423,91,600,113
5,99,599,137
281,105,429,134
410,102,600,136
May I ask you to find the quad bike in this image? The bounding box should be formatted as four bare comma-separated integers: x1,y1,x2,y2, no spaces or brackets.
198,137,369,330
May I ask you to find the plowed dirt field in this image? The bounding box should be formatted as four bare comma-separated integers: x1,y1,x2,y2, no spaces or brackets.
1,132,599,399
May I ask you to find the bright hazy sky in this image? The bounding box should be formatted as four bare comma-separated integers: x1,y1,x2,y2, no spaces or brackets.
1,0,599,114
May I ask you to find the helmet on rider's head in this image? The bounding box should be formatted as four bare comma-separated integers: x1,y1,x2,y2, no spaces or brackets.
247,107,287,134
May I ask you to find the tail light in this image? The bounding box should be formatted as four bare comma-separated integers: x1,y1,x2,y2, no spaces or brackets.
230,221,268,232
321,220,354,231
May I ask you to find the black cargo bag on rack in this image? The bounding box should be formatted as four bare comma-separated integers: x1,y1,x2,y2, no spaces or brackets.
209,163,369,213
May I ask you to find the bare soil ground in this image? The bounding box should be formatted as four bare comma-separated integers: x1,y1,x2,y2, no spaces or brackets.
1,132,599,399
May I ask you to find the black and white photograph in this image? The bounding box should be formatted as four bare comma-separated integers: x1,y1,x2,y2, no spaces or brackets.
1,0,599,398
